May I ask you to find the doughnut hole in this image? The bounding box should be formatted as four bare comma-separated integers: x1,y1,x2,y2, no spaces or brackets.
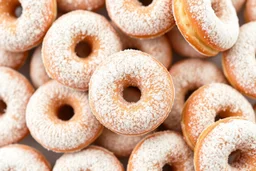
75,41,92,58
139,0,153,6
57,104,75,121
214,110,235,122
123,86,141,103
0,0,22,19
125,47,140,51
184,88,197,101
228,150,242,165
73,36,99,60
163,164,175,171
0,99,7,115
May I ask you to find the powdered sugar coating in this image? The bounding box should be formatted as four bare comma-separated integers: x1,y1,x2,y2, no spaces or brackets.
106,0,174,38
89,50,174,135
42,10,122,91
53,146,124,171
0,49,28,69
0,67,34,147
195,118,256,171
182,83,255,149
96,128,147,157
57,0,104,11
26,80,102,152
0,0,56,52
223,22,256,98
112,22,172,68
128,131,194,171
245,0,256,22
30,45,50,88
163,59,226,131
0,144,51,171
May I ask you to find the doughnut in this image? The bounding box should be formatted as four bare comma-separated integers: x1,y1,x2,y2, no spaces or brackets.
57,0,105,12
42,10,122,91
244,0,256,22
128,131,194,171
30,45,50,88
163,59,226,131
194,118,256,171
167,27,206,58
0,49,28,69
182,83,255,149
112,22,172,68
96,128,147,157
26,80,103,153
53,145,124,171
173,0,239,56
0,0,57,52
0,144,51,170
89,50,174,135
223,22,256,98
232,0,246,12
0,67,34,147
106,0,175,39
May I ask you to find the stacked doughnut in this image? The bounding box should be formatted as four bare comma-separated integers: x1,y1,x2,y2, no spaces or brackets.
0,0,256,170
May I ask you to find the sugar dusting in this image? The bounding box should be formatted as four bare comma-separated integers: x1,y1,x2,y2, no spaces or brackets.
185,83,255,146
30,45,50,88
112,22,172,68
128,131,194,171
0,144,50,170
89,50,174,135
42,10,122,90
26,81,102,152
0,49,27,69
96,128,147,157
196,119,256,171
223,22,256,96
106,0,174,37
53,146,124,171
0,67,34,147
0,0,56,52
164,59,226,131
186,0,239,49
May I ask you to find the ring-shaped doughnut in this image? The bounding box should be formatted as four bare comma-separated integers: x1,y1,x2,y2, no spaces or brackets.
89,50,174,135
0,0,57,52
173,0,239,56
182,83,255,149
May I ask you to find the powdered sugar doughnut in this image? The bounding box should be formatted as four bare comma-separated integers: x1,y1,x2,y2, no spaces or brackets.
163,59,226,131
128,131,194,171
26,80,103,153
58,0,104,12
194,118,256,171
173,0,239,56
89,50,174,135
0,144,51,170
223,22,256,98
30,45,50,88
53,146,124,171
182,83,255,149
96,128,147,157
167,27,206,58
0,49,28,69
112,22,172,68
0,67,34,147
232,0,245,12
43,10,122,91
245,0,256,22
0,0,57,52
106,0,175,39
